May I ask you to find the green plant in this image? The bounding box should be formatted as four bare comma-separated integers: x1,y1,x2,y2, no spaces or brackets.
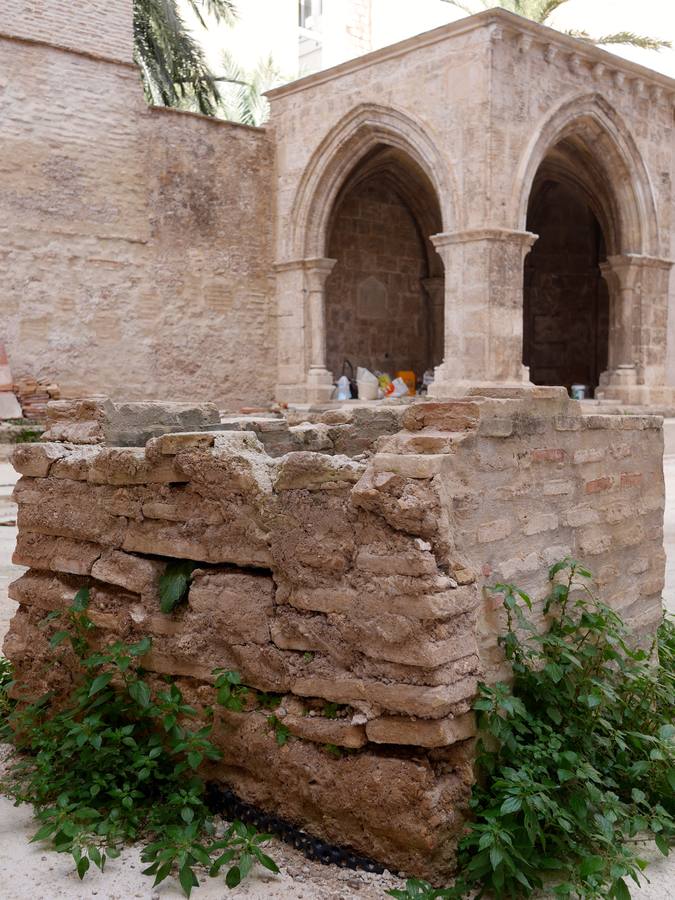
159,560,196,613
1,589,276,896
267,715,290,746
0,656,14,720
389,558,674,900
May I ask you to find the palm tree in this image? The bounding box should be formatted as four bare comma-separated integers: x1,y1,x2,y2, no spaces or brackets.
218,52,285,127
441,1,671,50
133,0,238,116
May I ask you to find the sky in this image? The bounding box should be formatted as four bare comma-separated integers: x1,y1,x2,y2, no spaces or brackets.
180,0,675,81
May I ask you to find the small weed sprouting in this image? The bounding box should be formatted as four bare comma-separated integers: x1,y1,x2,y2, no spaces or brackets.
267,715,290,746
1,589,277,896
0,656,14,721
158,560,197,613
389,558,674,900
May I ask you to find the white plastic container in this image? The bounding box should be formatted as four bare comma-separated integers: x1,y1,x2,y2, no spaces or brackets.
571,384,587,400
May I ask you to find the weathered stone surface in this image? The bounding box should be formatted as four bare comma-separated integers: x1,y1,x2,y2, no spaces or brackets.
11,442,73,477
91,549,165,596
282,713,368,748
274,452,364,491
13,532,102,575
189,568,274,644
402,402,481,433
366,712,476,747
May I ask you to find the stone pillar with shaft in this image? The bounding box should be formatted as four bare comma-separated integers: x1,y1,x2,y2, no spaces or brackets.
597,254,674,402
304,257,337,403
274,258,337,405
427,228,537,398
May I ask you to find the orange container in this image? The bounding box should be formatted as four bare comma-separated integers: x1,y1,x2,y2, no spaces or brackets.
396,370,416,396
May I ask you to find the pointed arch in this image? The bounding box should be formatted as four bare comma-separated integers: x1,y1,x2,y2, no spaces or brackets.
512,92,659,256
286,103,458,261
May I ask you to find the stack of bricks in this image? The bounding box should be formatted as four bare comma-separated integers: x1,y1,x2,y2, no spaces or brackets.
13,377,61,421
3,387,665,879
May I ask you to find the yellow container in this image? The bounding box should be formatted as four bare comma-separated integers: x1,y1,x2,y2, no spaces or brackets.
396,370,416,396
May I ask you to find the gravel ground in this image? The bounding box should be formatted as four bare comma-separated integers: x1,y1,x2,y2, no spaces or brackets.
0,454,673,899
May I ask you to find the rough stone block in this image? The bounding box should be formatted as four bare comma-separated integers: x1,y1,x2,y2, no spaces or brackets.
282,713,368,748
366,712,476,747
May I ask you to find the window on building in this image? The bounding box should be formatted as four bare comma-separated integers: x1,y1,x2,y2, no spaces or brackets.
299,0,322,31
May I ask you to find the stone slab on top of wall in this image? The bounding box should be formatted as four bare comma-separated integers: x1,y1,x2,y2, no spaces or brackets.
4,387,665,878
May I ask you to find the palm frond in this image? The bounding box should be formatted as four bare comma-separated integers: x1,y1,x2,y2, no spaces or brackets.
535,0,571,25
594,31,671,51
133,0,225,115
185,0,237,28
217,51,285,127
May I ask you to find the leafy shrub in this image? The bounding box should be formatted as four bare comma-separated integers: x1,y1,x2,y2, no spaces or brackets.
0,656,13,720
389,559,674,899
0,588,277,896
158,560,197,613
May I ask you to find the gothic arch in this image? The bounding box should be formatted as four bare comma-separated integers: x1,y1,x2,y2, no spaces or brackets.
287,103,458,261
511,92,659,257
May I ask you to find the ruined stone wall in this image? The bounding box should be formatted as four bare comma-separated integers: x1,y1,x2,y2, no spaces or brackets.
0,11,276,409
3,389,665,878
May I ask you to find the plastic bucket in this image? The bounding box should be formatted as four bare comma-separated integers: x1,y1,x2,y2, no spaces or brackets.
570,384,587,400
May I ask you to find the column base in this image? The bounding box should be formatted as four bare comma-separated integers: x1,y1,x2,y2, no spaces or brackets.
306,367,335,404
428,379,541,400
594,383,675,406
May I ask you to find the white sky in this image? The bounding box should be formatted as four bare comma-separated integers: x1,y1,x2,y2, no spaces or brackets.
181,0,675,80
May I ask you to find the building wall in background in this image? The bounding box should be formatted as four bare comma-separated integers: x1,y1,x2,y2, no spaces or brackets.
0,4,276,409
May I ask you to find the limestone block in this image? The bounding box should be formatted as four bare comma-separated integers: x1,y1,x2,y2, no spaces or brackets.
350,467,444,538
175,442,274,499
91,549,165,596
43,399,221,447
286,584,477,620
291,674,478,718
146,432,217,457
372,453,447,479
13,532,102,575
122,518,272,567
50,446,102,481
273,451,364,491
14,478,127,547
11,442,72,477
355,547,438,577
402,401,481,433
189,568,274,644
88,448,186,485
283,713,367,748
366,712,476,747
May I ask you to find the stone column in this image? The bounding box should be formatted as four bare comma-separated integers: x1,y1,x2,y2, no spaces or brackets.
275,260,310,404
598,254,674,402
274,258,337,405
304,257,337,403
427,229,537,398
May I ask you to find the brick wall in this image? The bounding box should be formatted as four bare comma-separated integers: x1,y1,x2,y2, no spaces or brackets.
0,0,134,62
0,33,276,409
4,388,665,879
326,174,433,379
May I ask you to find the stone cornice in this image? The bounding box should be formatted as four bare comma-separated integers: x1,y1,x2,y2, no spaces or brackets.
266,8,675,103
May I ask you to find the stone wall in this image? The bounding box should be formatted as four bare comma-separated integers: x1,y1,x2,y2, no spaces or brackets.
3,389,665,877
0,8,276,409
325,174,433,378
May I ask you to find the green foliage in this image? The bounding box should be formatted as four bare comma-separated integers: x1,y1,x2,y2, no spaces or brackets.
1,589,276,896
133,0,238,115
0,656,14,721
388,879,454,899
389,558,674,900
159,560,196,613
267,715,290,747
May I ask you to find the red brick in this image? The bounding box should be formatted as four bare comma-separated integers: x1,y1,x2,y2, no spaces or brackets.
620,472,642,488
531,448,566,463
585,476,613,494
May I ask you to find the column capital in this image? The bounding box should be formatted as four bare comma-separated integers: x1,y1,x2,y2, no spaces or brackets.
303,257,337,292
430,228,538,251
